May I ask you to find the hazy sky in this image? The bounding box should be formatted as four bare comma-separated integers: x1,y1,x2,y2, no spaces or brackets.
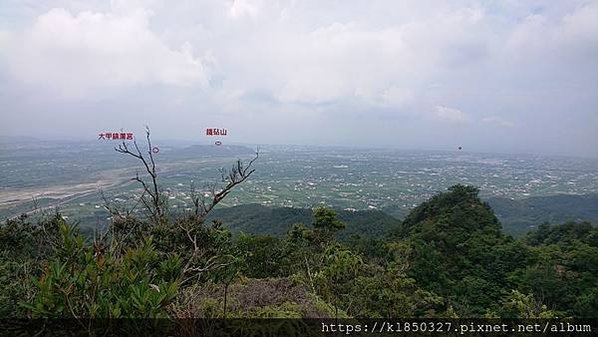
0,0,597,157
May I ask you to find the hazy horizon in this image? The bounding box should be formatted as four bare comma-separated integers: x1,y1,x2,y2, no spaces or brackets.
3,133,598,161
1,0,597,158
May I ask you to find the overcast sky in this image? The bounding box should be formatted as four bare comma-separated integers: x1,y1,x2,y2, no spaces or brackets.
0,0,597,157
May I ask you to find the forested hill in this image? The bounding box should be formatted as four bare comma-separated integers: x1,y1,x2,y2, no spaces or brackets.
390,185,523,314
2,184,597,322
486,194,598,235
394,184,502,239
207,204,400,239
380,193,598,236
207,193,598,238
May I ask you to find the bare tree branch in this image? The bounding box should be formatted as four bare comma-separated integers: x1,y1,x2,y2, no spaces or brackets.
114,127,165,224
112,128,259,284
190,149,259,222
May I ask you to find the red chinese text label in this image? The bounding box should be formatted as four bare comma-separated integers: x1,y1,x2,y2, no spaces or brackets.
206,128,228,136
98,132,134,140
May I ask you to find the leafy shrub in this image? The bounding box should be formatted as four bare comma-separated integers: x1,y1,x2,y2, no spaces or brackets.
23,220,180,318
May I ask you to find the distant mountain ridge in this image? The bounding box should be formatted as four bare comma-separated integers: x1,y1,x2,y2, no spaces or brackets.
210,193,598,238
168,144,256,157
207,203,401,239
486,193,598,235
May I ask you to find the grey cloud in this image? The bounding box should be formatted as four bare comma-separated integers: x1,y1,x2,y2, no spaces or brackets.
0,0,597,157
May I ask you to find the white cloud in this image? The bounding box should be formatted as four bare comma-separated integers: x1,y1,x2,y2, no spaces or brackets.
270,22,411,104
432,105,469,123
481,116,516,128
379,87,415,107
506,14,548,51
230,0,261,19
561,2,598,42
353,86,415,108
0,0,597,156
2,5,209,97
506,2,598,59
0,30,8,49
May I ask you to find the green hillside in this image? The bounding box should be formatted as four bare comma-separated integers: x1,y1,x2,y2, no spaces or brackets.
2,184,597,333
383,193,598,236
207,204,401,239
487,194,598,235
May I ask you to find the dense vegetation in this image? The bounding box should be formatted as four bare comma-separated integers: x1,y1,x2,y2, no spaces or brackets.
486,194,598,235
380,193,598,236
204,194,598,240
206,204,401,239
1,184,596,324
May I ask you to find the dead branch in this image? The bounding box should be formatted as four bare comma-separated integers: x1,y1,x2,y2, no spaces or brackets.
114,126,165,224
179,149,259,283
113,129,259,282
100,189,122,219
190,149,259,222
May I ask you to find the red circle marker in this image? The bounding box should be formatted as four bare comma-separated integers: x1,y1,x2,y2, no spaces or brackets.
214,141,222,146
152,147,160,154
